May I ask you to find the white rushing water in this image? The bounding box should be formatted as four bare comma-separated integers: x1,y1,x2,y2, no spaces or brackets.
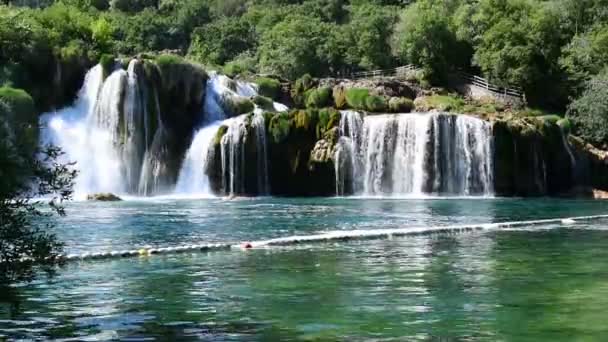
41,64,123,198
175,74,285,196
41,60,163,198
335,111,494,196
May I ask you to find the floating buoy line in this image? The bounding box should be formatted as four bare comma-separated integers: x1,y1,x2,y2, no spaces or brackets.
41,214,608,264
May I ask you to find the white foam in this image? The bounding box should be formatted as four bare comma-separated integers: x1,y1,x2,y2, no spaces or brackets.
54,214,608,263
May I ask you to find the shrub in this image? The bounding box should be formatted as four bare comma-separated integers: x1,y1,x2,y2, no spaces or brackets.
333,86,347,109
388,97,414,113
256,77,281,100
155,54,185,68
365,95,388,112
557,118,571,133
345,88,370,110
99,54,116,77
0,87,36,124
291,74,315,107
305,87,332,109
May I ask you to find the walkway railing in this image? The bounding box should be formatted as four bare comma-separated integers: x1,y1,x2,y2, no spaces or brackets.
457,71,524,99
349,65,525,101
350,65,419,79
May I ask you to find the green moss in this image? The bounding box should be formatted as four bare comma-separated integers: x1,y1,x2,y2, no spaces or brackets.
155,54,185,68
415,94,466,112
99,54,115,78
345,88,370,110
305,87,332,109
213,125,228,146
557,118,571,133
225,96,254,115
252,95,274,111
388,97,414,113
333,86,347,109
0,87,36,124
256,77,281,100
269,113,291,143
291,74,315,107
365,95,388,112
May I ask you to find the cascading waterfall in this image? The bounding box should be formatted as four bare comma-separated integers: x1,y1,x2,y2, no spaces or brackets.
175,74,282,196
335,112,494,196
252,109,270,195
41,60,164,198
41,65,124,197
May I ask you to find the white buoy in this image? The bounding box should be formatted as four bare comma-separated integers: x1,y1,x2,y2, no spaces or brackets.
562,218,576,225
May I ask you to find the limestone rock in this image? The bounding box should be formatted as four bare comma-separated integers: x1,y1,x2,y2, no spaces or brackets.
87,193,122,201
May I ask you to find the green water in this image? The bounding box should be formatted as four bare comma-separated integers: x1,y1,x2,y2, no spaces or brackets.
2,198,608,340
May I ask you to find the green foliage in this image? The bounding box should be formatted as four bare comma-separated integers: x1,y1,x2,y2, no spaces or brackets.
255,77,281,100
0,87,36,123
0,98,76,285
560,25,608,92
305,87,332,109
99,54,115,76
344,88,369,110
415,94,466,112
269,113,291,143
365,95,388,112
388,97,414,113
392,0,465,84
567,70,608,146
291,74,315,107
188,17,254,67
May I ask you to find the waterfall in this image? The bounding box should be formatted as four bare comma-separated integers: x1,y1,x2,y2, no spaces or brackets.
220,116,248,195
175,74,281,196
41,64,126,197
335,111,363,195
252,109,270,195
41,60,165,198
335,112,494,197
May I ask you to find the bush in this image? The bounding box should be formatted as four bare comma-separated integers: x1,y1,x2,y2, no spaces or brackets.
99,54,116,76
255,77,281,100
213,125,228,146
291,74,315,107
388,97,414,113
345,88,370,110
333,86,347,109
0,87,36,124
155,54,185,68
305,87,332,109
365,95,388,112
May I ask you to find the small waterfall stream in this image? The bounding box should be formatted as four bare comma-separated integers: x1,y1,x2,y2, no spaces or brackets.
335,112,494,196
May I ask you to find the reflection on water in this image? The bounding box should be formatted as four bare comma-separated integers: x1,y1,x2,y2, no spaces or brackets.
2,198,608,340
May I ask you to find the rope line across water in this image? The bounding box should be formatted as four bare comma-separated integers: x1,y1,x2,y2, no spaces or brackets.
57,214,608,263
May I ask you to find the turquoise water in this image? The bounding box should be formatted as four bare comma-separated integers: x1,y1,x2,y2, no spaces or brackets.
2,198,608,340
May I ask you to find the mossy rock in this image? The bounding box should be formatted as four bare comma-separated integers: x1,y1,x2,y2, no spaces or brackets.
345,88,370,110
252,95,275,111
365,95,388,112
388,97,414,113
305,87,332,109
557,118,571,133
213,125,228,146
333,86,347,109
255,77,281,100
291,74,315,107
99,54,116,78
223,95,254,116
269,113,291,143
86,193,122,201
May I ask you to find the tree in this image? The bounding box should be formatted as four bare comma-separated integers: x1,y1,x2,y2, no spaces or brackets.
392,0,464,83
560,24,608,93
0,89,76,285
188,17,255,67
257,15,332,79
567,69,608,147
